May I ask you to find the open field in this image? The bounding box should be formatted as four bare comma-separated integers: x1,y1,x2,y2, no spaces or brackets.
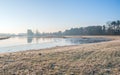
0,36,120,75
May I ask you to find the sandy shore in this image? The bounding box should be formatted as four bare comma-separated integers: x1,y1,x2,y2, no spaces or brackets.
0,36,120,75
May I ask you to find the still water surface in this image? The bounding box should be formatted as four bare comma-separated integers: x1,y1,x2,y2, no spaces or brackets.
0,37,110,53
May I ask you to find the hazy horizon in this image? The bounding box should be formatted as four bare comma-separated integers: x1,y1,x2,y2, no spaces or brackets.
0,0,120,34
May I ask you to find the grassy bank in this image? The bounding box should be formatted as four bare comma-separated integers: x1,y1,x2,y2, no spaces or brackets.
0,36,120,75
0,37,10,40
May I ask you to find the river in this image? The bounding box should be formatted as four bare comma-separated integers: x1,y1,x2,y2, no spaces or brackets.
0,37,110,53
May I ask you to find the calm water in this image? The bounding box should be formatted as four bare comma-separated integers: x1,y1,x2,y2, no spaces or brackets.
0,37,110,53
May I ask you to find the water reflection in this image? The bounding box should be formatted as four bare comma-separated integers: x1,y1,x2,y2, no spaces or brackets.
27,37,54,44
0,37,110,53
27,37,33,43
27,37,110,44
65,38,110,44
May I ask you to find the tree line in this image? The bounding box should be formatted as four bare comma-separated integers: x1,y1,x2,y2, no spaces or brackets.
28,20,120,36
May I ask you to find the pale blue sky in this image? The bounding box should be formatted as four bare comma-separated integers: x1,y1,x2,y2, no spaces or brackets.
0,0,120,34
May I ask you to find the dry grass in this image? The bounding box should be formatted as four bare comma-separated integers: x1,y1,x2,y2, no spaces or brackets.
0,36,120,75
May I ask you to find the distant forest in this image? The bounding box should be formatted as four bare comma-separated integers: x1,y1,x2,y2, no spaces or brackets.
28,20,120,36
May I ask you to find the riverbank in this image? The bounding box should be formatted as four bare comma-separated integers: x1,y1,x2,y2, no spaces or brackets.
0,36,10,40
0,36,120,75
